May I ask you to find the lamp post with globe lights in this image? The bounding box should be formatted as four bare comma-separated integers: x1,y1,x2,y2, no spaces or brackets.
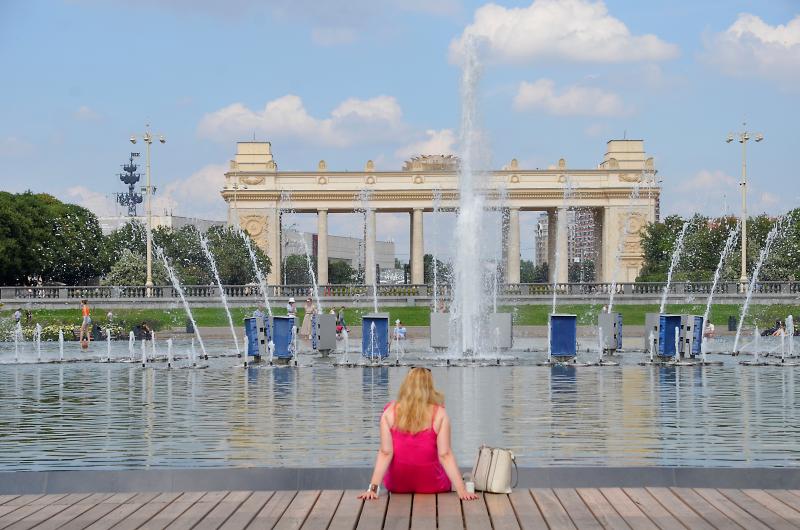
726,123,763,288
130,124,166,295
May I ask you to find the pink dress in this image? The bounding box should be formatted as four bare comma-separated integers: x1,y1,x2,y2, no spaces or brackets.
382,402,452,493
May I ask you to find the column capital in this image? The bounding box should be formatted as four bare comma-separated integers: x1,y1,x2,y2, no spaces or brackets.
317,207,328,212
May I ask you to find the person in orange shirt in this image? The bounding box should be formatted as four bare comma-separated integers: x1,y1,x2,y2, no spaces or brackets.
79,299,91,344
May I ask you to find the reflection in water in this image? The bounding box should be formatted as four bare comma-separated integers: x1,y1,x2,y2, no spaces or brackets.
0,362,798,471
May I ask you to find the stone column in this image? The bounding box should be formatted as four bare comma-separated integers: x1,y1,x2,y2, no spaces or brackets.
411,208,424,284
557,207,569,283
506,208,520,283
547,209,557,283
267,208,281,285
317,209,328,285
365,209,376,286
601,206,619,283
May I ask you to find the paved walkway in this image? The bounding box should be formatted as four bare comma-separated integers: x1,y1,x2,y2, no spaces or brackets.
1,488,800,529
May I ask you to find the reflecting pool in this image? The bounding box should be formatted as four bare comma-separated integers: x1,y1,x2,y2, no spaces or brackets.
0,340,798,471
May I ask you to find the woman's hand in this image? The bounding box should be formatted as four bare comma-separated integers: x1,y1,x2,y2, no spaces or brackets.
457,488,479,501
358,490,379,500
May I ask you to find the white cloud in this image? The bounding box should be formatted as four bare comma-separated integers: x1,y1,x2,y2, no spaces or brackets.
66,186,118,217
69,164,228,221
0,136,34,157
450,0,678,64
395,129,457,159
73,105,101,121
197,94,405,147
702,13,800,87
678,169,738,192
513,79,626,116
311,27,357,46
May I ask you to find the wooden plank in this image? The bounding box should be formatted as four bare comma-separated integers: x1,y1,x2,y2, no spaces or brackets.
462,494,492,530
3,504,70,530
355,492,388,530
717,489,795,530
143,491,206,529
0,498,19,507
192,491,252,530
485,494,521,530
109,492,183,530
250,490,297,528
4,495,46,507
646,488,717,530
164,491,229,530
743,489,800,527
410,494,436,530
100,493,137,504
56,502,128,530
601,488,659,530
218,491,274,530
274,490,320,530
301,490,342,530
0,494,80,530
576,488,628,530
765,490,800,516
22,494,112,530
83,496,161,530
508,490,547,530
436,493,464,530
531,488,576,530
382,493,411,530
673,488,767,530
552,489,600,530
668,488,741,530
327,490,364,530
622,488,685,530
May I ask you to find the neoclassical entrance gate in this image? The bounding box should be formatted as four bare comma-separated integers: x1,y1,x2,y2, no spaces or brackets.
221,140,659,286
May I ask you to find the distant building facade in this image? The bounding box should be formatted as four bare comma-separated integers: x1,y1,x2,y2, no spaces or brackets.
98,214,225,235
281,230,395,271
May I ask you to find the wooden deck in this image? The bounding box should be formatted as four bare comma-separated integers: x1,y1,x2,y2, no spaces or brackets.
0,488,799,529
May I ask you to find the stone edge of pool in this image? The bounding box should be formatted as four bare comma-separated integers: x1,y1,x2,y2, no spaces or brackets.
0,467,798,494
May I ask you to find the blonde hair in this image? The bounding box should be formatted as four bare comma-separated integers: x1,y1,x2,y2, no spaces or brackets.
394,368,444,433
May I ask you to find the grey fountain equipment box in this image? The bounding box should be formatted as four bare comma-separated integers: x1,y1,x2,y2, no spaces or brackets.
430,312,450,350
680,314,704,359
644,312,661,352
488,313,513,350
315,313,337,355
598,312,622,353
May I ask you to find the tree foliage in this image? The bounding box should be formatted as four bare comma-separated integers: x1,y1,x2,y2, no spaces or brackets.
423,254,452,285
328,259,355,284
637,210,800,282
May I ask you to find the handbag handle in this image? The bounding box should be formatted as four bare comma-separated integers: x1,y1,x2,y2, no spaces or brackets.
511,452,518,488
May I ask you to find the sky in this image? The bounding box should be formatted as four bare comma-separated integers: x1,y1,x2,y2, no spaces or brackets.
1,0,799,262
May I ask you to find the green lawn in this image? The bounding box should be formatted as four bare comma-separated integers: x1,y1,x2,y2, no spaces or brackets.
2,303,799,331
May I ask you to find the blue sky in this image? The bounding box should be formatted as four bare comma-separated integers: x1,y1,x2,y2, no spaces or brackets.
1,0,798,261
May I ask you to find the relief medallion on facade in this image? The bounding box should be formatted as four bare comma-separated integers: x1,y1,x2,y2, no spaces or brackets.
240,174,265,185
240,215,266,238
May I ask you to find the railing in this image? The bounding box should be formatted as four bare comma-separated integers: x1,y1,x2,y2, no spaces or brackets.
2,281,800,301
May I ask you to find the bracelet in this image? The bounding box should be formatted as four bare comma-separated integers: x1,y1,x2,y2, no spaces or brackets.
367,483,379,494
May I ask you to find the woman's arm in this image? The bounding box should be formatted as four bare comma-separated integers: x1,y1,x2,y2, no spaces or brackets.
358,409,394,500
436,410,478,501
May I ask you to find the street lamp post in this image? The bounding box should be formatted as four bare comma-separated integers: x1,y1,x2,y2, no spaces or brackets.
130,124,166,295
726,123,763,287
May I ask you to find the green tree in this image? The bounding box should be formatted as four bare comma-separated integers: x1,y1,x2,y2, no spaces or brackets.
520,260,535,283
0,192,38,284
328,260,355,284
104,220,146,266
103,248,169,285
423,254,452,285
206,226,271,284
568,259,595,282
531,262,549,283
283,254,315,284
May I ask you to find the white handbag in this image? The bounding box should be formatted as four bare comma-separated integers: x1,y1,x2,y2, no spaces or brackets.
471,445,518,494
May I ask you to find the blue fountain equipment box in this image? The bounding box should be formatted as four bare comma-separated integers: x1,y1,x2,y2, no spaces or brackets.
362,313,390,359
549,314,577,359
244,317,263,359
272,315,296,360
598,312,622,352
657,314,682,358
681,314,704,357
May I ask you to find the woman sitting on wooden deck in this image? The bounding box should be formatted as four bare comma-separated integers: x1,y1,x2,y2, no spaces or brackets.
358,367,478,501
